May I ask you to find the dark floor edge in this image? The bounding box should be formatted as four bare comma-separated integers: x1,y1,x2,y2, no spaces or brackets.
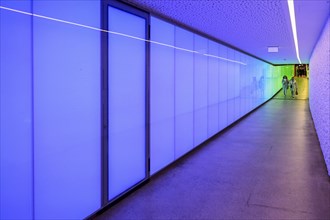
85,179,150,220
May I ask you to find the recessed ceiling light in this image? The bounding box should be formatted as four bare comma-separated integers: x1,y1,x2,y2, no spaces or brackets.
268,46,279,53
287,0,302,64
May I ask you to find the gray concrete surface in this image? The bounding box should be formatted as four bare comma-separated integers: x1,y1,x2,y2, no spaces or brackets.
309,18,330,176
95,81,330,220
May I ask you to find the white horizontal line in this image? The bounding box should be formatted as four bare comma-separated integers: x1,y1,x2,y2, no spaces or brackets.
203,54,247,65
0,5,247,65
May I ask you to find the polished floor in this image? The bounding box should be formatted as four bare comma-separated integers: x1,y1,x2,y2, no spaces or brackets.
95,77,330,220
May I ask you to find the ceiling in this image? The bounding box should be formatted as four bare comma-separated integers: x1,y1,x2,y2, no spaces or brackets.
123,0,329,65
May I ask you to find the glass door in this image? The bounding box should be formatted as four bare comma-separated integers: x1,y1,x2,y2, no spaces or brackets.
102,1,149,203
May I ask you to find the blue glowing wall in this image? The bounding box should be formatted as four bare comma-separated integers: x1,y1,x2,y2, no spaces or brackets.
107,6,146,200
0,1,33,219
207,40,219,137
194,35,208,146
0,1,101,219
1,2,285,219
149,16,283,174
150,18,175,174
174,27,194,158
33,1,101,219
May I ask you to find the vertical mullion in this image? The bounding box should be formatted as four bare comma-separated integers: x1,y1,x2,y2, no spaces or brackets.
101,0,109,206
101,0,149,207
146,20,150,179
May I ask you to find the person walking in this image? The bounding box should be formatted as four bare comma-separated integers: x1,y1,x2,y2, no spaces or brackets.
289,76,298,98
282,75,289,97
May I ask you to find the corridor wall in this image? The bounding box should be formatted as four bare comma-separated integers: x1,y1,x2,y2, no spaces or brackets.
0,1,101,219
309,17,330,176
0,1,33,219
149,16,283,175
1,1,284,219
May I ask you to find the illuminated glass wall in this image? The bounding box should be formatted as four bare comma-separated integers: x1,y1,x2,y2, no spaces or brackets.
33,1,101,219
1,1,101,219
1,2,285,219
107,5,147,200
150,16,283,175
0,1,33,219
150,18,175,174
194,35,208,146
174,27,195,158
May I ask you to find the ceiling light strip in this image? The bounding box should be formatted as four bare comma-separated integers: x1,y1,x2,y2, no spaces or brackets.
0,5,246,65
287,0,302,64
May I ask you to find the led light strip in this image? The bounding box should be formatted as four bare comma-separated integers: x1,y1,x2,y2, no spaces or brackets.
203,53,246,65
287,0,302,64
0,5,247,65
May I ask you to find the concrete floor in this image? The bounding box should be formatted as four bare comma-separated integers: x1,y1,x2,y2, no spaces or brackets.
95,78,330,220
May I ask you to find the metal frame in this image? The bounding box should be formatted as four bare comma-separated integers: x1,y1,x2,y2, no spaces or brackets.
100,0,150,207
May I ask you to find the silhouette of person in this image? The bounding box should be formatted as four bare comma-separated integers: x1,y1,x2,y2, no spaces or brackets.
282,75,289,97
289,76,298,98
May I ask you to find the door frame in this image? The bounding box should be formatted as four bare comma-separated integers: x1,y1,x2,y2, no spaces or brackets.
100,0,150,207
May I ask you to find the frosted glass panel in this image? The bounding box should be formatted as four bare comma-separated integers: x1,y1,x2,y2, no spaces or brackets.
0,3,286,220
227,49,235,124
207,40,219,137
33,1,101,219
247,57,254,111
194,35,208,146
147,16,284,180
234,52,240,120
240,54,248,116
0,2,33,219
218,45,228,130
150,17,175,175
108,6,146,199
175,27,194,158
